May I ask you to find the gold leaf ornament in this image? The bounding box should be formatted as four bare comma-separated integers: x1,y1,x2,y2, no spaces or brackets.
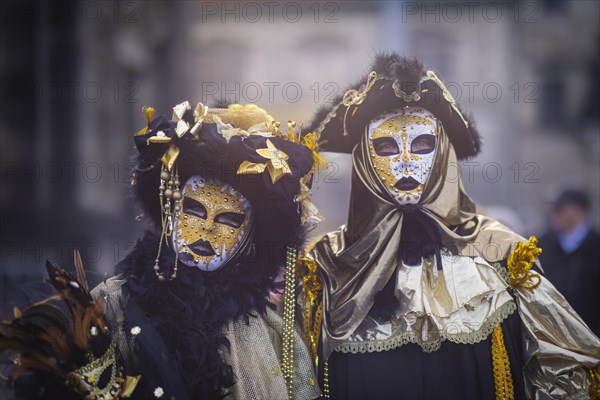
237,139,292,183
237,160,267,175
160,144,180,172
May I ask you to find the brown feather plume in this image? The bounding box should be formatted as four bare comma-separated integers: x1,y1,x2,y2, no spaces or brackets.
0,255,110,386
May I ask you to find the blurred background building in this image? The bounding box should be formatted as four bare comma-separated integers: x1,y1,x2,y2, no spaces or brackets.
1,0,599,317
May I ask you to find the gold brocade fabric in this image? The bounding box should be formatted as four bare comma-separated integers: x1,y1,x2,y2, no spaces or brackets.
308,126,524,358
204,106,277,133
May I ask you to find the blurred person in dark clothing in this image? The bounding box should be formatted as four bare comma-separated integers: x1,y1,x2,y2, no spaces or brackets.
539,189,600,336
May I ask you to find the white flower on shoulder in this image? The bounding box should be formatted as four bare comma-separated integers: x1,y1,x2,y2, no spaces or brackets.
153,387,164,398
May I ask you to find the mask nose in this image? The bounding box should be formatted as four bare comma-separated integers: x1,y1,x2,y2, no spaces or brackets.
202,220,216,233
401,141,410,163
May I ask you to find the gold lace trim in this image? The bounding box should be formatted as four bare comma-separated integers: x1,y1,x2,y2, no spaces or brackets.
335,300,516,354
490,261,510,283
491,324,514,400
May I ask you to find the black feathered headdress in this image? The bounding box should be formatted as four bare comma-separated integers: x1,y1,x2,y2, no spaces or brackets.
131,102,322,279
306,52,481,159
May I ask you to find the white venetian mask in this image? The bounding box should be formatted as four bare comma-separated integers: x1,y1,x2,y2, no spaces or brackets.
367,107,439,205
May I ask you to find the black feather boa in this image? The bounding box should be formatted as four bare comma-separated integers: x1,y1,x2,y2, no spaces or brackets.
115,231,284,399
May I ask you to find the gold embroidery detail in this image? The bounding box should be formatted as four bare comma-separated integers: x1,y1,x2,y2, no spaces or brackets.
491,324,514,400
507,236,542,290
299,258,322,304
298,257,324,366
589,368,600,399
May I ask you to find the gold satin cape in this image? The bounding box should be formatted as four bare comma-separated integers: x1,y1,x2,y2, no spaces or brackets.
308,125,524,358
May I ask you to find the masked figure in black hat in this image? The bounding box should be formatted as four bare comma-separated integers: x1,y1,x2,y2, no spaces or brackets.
1,102,323,400
299,54,600,400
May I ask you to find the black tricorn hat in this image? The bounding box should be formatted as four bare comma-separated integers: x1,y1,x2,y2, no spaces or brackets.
306,53,482,159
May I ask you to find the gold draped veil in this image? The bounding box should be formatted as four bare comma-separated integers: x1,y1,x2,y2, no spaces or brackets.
309,122,523,358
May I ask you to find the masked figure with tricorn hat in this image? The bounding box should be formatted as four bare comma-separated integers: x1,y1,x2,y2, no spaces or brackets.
298,53,600,399
1,102,325,399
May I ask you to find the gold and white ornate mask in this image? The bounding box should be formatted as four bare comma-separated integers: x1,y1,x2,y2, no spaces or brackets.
368,107,439,205
173,176,252,271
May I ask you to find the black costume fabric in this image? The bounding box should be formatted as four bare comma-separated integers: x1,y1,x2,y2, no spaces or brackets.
323,310,527,400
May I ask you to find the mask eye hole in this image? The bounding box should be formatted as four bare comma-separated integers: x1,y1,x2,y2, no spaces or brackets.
410,134,436,154
183,197,207,219
215,212,245,228
373,137,400,156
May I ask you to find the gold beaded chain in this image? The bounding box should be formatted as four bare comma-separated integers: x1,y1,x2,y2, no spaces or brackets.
282,245,297,400
154,164,182,282
491,324,514,400
323,358,330,399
